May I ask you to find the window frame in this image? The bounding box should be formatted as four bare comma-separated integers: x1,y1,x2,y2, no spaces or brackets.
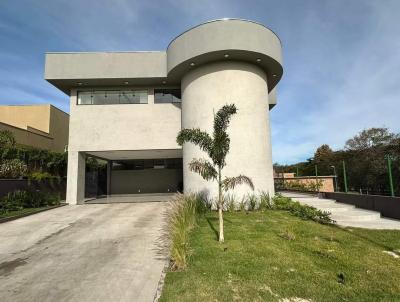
154,88,182,104
77,89,149,105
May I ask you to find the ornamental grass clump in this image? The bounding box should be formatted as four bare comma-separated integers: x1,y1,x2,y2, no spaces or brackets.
246,194,258,211
224,194,236,212
166,193,209,270
259,191,274,211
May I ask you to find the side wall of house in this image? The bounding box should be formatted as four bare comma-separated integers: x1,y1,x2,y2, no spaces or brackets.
49,106,69,152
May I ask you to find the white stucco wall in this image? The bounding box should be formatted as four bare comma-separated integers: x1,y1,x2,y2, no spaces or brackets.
68,88,181,152
181,61,275,200
66,151,85,204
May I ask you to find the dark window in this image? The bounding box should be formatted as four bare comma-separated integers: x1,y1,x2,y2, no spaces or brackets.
112,158,182,170
154,89,181,103
77,90,148,105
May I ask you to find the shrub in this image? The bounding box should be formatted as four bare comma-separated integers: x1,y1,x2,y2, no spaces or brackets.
0,159,27,178
0,131,67,178
259,191,273,211
0,130,16,148
29,171,60,182
272,193,334,224
283,179,323,192
166,193,209,270
0,190,60,214
0,191,25,212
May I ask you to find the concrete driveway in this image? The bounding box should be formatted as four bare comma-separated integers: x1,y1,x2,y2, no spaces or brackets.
0,202,168,302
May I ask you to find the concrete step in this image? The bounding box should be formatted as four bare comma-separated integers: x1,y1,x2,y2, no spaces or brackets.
297,201,355,212
317,205,354,213
280,191,400,229
331,208,381,222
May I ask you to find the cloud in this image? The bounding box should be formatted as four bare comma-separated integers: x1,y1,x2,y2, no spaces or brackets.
0,0,399,163
270,0,400,164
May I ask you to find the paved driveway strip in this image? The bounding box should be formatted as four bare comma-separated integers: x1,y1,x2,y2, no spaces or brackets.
0,202,168,302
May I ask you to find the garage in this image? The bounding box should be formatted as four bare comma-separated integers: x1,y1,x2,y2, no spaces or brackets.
110,158,183,194
84,149,183,200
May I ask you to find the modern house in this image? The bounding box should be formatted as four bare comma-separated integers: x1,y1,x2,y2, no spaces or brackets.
44,19,283,205
0,104,69,152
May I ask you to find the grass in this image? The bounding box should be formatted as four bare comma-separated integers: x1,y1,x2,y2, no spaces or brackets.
0,206,56,220
160,210,400,302
166,193,211,270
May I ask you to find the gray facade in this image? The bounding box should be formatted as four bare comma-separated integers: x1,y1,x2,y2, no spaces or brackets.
45,19,283,204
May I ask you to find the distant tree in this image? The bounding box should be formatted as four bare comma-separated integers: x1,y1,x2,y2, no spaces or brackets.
345,127,398,151
177,104,254,243
314,144,333,159
314,144,335,175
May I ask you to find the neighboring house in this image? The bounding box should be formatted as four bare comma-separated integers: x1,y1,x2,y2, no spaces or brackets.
44,19,283,205
0,104,69,152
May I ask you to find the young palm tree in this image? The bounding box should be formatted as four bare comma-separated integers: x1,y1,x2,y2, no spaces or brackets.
177,104,254,242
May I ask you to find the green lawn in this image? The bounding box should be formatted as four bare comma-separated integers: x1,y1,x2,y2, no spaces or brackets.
0,207,54,220
160,211,400,302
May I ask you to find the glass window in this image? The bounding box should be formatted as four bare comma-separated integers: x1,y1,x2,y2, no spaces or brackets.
111,158,182,171
92,90,110,105
77,90,148,105
120,90,148,104
77,91,93,104
154,89,181,103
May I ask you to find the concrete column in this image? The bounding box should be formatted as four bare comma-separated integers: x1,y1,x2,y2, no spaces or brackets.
107,160,112,196
181,61,275,200
66,151,86,205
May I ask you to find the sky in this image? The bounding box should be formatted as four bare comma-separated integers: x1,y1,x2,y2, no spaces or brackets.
0,0,399,164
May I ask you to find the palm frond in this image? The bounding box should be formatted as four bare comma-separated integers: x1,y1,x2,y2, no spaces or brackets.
177,128,213,154
210,104,237,167
213,104,237,136
222,175,254,191
189,158,218,181
210,132,230,168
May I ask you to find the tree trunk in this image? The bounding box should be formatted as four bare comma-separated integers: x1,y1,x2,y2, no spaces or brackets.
218,167,224,242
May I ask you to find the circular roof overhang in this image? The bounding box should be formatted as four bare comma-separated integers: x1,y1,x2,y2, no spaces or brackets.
167,19,283,91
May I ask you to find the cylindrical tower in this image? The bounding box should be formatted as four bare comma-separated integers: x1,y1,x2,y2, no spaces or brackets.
167,19,283,200
181,61,274,198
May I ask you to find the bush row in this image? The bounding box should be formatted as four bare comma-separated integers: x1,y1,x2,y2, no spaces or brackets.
275,179,323,192
272,194,334,224
0,129,67,179
223,192,333,224
0,190,61,214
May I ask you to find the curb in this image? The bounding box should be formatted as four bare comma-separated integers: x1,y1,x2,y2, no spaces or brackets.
0,203,67,224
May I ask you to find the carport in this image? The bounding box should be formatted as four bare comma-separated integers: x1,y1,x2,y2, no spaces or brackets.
84,149,183,201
